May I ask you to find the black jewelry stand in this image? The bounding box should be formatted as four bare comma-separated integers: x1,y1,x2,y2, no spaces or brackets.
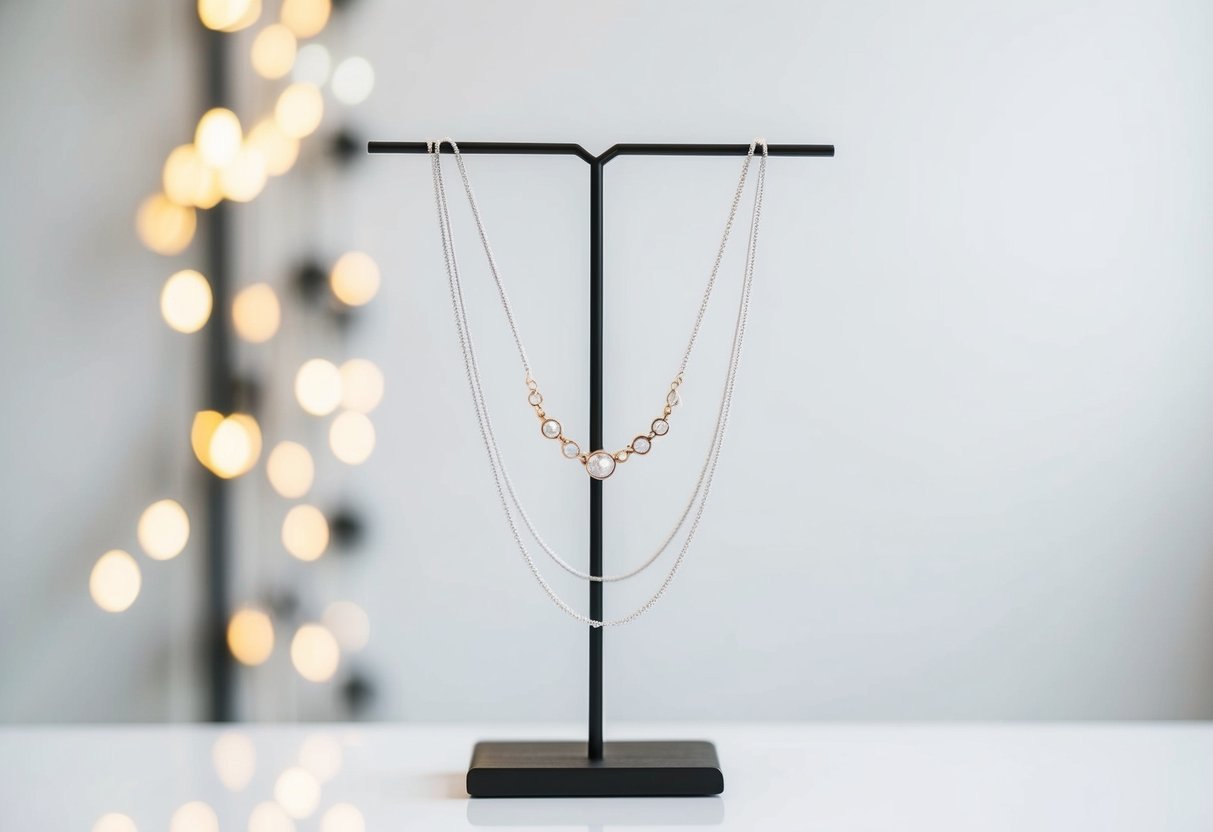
368,140,834,797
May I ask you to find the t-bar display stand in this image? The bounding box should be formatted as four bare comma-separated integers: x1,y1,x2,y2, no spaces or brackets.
368,139,835,797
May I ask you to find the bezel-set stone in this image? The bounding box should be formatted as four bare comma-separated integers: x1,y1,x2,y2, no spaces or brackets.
667,389,680,406
528,391,543,406
562,441,580,459
631,436,651,454
585,450,617,480
541,419,562,439
651,418,669,436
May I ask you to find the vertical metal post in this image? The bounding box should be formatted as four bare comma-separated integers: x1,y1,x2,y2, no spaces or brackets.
588,158,604,760
202,24,234,723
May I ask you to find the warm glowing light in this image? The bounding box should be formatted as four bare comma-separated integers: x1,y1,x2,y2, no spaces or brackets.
274,83,323,139
93,813,138,832
293,43,330,86
323,601,369,652
206,413,262,478
198,0,260,32
290,624,340,683
266,441,314,498
232,282,281,343
280,0,331,38
89,550,141,613
329,251,380,306
299,734,343,783
250,23,297,79
282,505,328,561
227,607,275,666
169,801,219,832
320,804,364,832
249,802,295,832
295,358,343,416
219,145,268,203
332,57,374,106
329,411,375,465
136,194,196,255
160,269,213,334
339,359,384,413
195,108,243,168
163,144,222,209
274,767,321,819
137,499,190,560
193,412,261,478
212,731,256,791
247,118,300,176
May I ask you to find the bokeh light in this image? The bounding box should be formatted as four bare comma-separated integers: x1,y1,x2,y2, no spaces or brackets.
207,413,262,478
160,269,213,334
169,801,219,832
163,144,222,209
329,411,375,465
137,499,190,560
299,734,342,783
136,194,196,255
331,57,374,105
249,802,296,832
295,358,343,416
282,505,328,561
290,623,340,683
323,601,370,652
195,108,243,168
92,813,138,832
219,145,268,203
199,0,261,32
280,0,331,38
329,251,380,306
250,23,297,79
89,550,141,613
293,43,331,86
228,607,275,666
247,118,300,176
320,804,364,832
266,441,314,499
212,731,256,791
338,359,384,413
274,83,323,139
232,282,281,343
274,766,321,819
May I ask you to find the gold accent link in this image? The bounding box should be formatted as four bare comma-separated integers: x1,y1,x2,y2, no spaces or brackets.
662,405,672,417
614,450,629,463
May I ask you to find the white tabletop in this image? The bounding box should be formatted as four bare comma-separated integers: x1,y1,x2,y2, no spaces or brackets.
2,722,1211,830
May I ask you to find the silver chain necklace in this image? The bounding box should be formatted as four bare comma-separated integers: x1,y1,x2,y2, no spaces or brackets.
428,138,767,626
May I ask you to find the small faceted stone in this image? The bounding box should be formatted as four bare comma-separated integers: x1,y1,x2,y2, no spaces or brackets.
632,436,651,454
562,441,580,459
667,389,680,406
528,391,543,406
651,418,669,436
541,419,561,439
586,451,616,480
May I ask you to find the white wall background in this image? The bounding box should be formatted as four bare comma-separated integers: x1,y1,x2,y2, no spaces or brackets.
2,0,1212,723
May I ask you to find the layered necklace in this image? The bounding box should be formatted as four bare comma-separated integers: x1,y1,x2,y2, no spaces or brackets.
428,138,768,626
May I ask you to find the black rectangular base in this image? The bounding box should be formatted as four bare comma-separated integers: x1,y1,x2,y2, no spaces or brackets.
466,740,723,798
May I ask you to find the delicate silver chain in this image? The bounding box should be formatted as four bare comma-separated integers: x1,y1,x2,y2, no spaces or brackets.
428,138,767,626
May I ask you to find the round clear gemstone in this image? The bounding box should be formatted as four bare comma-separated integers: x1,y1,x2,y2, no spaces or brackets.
528,391,543,406
562,441,580,459
667,389,680,406
541,419,561,439
632,436,651,454
586,451,616,480
651,418,669,436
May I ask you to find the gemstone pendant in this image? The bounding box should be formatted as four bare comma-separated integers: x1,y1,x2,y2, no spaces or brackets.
585,450,617,480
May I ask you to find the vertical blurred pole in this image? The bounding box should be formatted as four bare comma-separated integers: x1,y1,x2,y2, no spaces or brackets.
201,21,234,722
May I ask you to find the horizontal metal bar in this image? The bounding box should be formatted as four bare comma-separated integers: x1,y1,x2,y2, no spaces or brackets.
367,141,835,165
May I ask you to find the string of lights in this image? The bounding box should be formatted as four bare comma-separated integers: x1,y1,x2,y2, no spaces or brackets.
93,0,381,729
